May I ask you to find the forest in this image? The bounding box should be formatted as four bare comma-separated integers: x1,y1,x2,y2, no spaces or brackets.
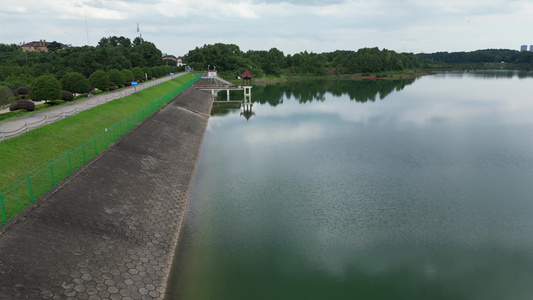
185,43,422,78
416,48,533,69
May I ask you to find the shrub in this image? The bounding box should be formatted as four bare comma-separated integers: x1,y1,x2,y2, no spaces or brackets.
125,81,132,87
142,67,152,79
9,100,35,111
89,70,110,91
60,72,89,94
87,86,95,93
132,67,144,80
15,87,30,96
0,86,15,109
61,90,74,101
92,90,103,96
109,81,117,91
121,69,135,82
107,69,125,87
29,75,62,102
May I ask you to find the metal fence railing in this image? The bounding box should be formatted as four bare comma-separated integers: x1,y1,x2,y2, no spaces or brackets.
0,75,200,227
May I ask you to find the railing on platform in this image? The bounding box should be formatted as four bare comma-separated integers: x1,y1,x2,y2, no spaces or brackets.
0,75,200,227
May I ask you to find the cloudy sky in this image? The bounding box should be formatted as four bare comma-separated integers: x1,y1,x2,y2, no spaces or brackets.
0,0,531,57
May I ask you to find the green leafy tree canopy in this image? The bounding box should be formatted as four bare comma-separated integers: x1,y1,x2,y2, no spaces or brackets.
107,69,125,86
0,86,14,109
121,69,135,82
29,75,61,102
89,70,110,91
60,72,89,94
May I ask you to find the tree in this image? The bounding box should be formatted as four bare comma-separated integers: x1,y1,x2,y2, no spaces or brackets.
142,67,152,79
89,70,109,91
60,72,89,94
29,75,61,102
121,69,135,82
0,86,14,109
47,41,62,52
107,69,125,86
131,67,144,80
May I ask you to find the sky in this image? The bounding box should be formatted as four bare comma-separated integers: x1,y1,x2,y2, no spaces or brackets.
0,0,532,57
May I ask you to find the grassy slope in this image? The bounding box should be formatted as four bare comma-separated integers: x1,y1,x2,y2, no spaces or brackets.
0,74,195,187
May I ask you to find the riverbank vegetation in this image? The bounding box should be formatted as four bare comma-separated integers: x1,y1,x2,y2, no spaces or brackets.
416,49,533,70
186,43,423,79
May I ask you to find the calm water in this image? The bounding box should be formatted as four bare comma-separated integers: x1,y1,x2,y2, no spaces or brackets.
167,71,533,300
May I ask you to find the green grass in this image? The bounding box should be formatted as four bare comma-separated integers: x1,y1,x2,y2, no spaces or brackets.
0,73,198,223
0,73,196,188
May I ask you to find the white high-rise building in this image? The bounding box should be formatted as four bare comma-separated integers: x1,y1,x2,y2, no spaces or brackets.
520,45,527,51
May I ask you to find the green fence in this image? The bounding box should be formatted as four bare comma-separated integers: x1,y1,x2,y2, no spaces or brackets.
0,75,200,226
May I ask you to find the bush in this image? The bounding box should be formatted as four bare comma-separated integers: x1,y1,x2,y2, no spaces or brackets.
60,72,89,94
125,81,132,87
9,100,35,111
0,86,15,109
15,87,30,96
61,90,74,101
87,86,95,93
89,70,110,91
109,81,117,91
29,75,62,102
121,69,135,82
132,67,144,80
92,90,103,96
107,69,125,87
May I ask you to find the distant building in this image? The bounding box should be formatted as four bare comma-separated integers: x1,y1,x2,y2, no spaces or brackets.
208,69,217,77
20,40,70,52
530,45,533,52
177,56,185,67
520,45,528,52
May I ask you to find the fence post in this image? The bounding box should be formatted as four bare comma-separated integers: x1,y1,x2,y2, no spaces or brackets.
49,161,55,186
68,153,72,174
45,114,48,124
76,107,79,114
62,111,66,119
104,128,108,148
94,136,98,155
27,174,34,203
82,144,86,163
0,193,6,223
25,122,28,133
1,130,4,141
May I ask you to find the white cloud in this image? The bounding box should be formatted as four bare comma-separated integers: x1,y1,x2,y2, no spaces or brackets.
1,0,533,56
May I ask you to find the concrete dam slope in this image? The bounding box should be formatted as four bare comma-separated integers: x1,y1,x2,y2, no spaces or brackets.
0,87,214,299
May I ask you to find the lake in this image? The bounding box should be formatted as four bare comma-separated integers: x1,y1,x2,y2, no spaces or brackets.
166,71,533,299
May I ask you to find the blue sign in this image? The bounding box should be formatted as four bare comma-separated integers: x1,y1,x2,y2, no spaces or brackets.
170,73,174,76
131,81,138,86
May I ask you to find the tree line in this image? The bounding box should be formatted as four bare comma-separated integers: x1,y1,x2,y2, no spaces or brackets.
0,36,184,110
185,43,422,78
416,49,533,69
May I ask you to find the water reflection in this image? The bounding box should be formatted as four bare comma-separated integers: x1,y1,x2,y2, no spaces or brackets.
434,69,533,79
169,74,533,299
253,78,417,106
212,78,417,117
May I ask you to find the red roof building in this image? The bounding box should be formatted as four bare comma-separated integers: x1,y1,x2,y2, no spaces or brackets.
20,40,71,52
240,69,255,86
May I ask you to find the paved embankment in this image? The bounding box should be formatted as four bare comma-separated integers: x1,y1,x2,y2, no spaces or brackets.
0,87,213,299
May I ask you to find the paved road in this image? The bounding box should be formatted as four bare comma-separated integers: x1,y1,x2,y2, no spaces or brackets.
0,71,190,141
0,87,214,299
